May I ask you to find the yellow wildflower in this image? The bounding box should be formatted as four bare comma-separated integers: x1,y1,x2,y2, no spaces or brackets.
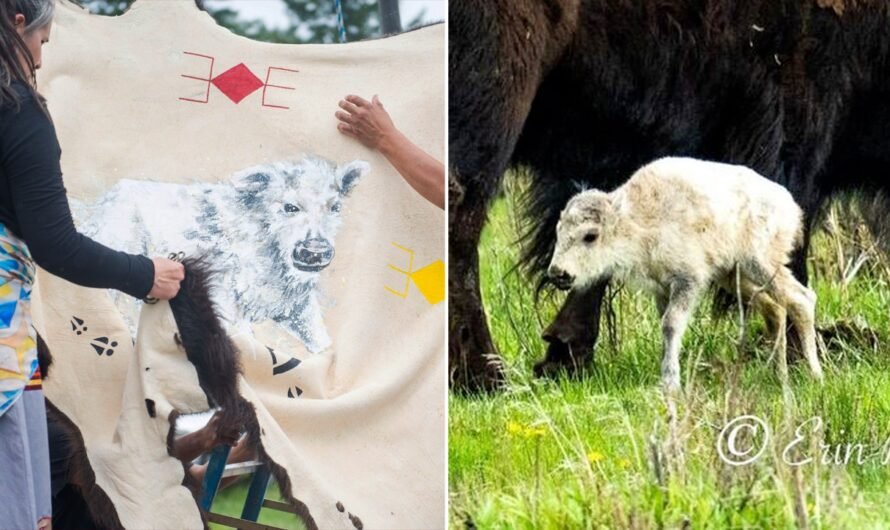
587,450,605,464
506,421,525,436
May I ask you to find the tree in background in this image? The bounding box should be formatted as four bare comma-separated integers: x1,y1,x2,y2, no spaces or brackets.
77,0,133,15
76,0,425,43
280,0,378,43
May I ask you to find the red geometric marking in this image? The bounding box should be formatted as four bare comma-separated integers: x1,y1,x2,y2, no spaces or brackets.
262,66,299,110
211,63,264,104
179,52,215,104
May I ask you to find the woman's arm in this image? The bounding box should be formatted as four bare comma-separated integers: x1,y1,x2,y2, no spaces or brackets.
335,95,445,210
1,94,181,299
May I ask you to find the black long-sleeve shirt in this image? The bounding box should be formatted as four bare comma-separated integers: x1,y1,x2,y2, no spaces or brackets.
0,82,154,298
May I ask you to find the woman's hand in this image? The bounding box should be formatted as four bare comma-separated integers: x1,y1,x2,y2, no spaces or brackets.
202,411,242,449
336,94,445,209
336,95,398,150
148,257,185,300
172,411,242,463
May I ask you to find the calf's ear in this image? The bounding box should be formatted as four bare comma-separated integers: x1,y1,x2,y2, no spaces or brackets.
579,195,613,225
232,170,271,194
585,207,603,224
336,160,370,196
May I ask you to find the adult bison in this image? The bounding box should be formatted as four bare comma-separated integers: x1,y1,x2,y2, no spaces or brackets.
449,0,890,391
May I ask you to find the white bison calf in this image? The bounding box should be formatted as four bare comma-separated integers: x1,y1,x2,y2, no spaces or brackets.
74,156,368,353
548,157,823,393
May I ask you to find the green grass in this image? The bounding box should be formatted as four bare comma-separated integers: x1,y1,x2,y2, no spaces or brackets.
209,480,307,530
449,179,890,529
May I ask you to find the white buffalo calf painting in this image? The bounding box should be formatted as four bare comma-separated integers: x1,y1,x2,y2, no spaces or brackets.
73,155,368,352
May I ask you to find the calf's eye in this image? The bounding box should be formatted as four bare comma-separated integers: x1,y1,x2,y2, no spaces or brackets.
284,203,300,213
583,232,598,244
331,202,342,213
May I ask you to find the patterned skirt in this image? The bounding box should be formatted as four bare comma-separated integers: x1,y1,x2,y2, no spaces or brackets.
0,224,51,528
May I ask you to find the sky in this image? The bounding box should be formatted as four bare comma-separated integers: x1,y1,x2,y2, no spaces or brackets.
202,0,445,31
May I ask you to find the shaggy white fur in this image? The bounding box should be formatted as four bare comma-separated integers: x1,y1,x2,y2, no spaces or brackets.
72,155,368,353
549,157,822,392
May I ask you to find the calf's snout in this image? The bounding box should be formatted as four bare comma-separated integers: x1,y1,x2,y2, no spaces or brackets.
547,265,574,290
292,237,335,272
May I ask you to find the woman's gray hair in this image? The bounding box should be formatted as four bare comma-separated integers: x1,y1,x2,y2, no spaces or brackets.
0,0,54,112
15,0,55,33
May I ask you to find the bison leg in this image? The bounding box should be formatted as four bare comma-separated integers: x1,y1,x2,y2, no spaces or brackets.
449,189,504,392
533,281,607,378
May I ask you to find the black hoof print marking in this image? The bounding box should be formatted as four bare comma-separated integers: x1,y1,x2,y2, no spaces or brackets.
334,502,363,529
70,316,88,335
90,336,119,356
268,346,301,376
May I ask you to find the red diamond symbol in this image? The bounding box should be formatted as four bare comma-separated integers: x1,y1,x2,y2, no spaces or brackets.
211,63,264,104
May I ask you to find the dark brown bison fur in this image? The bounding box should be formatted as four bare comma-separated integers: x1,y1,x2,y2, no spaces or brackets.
169,257,244,434
41,257,317,529
36,332,52,378
169,257,318,529
449,0,890,391
45,401,125,530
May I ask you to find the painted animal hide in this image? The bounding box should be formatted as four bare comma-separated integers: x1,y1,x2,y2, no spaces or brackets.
31,1,445,528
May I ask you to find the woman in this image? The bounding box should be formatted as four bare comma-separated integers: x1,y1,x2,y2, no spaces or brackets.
0,1,185,528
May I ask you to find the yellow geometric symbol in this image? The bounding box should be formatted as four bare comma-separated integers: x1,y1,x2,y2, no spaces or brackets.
384,242,444,305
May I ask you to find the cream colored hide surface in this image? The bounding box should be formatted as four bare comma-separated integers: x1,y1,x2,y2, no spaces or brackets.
31,1,445,528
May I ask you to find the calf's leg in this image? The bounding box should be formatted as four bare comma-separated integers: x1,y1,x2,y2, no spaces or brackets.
750,263,823,381
660,279,702,395
748,288,790,384
776,271,822,380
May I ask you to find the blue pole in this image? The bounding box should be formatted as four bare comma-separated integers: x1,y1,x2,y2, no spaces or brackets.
334,0,347,43
241,465,272,521
199,445,231,511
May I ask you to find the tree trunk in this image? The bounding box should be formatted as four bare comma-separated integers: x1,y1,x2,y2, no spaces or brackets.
379,0,401,35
